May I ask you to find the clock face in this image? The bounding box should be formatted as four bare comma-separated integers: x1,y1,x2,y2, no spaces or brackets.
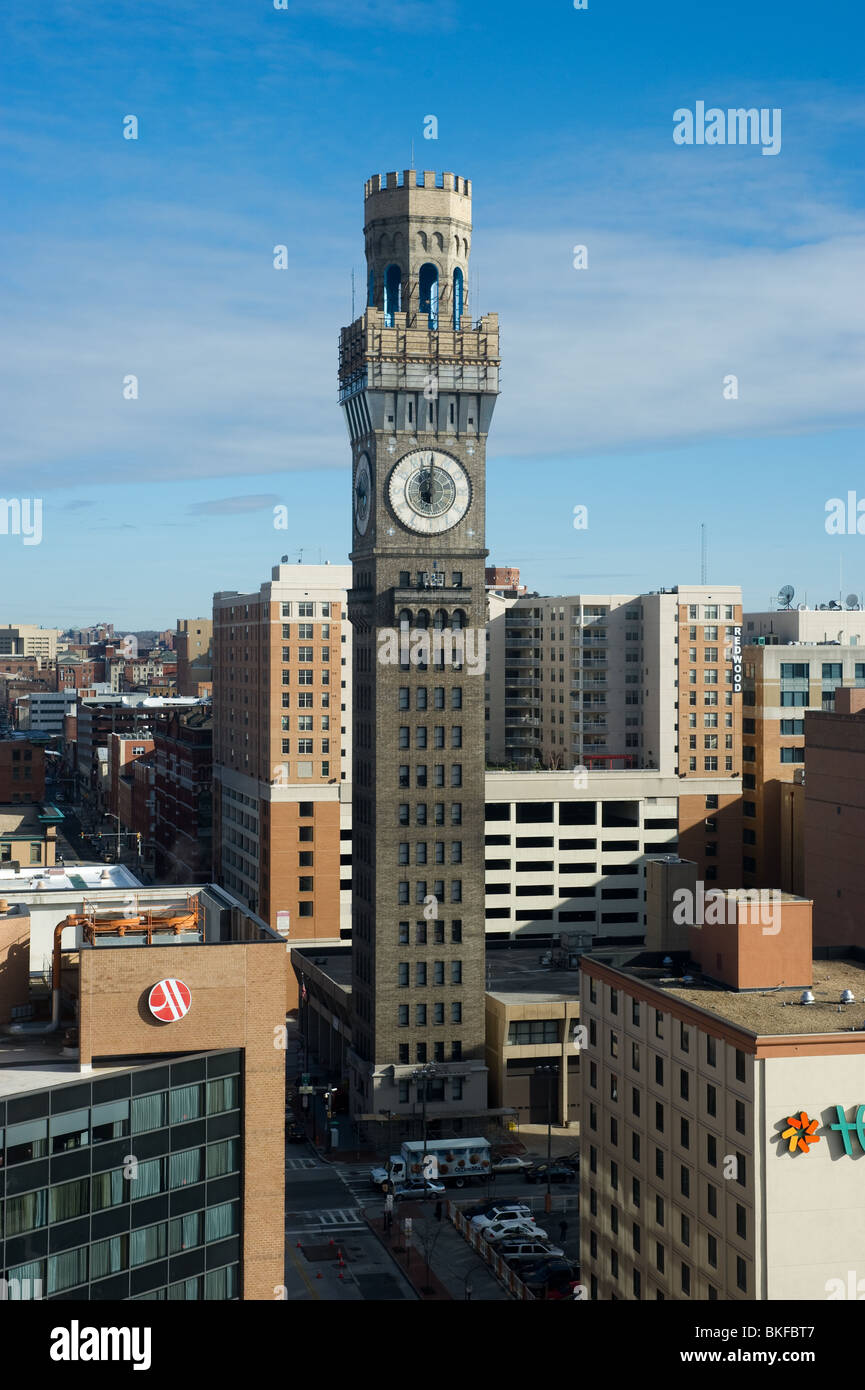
354,453,372,535
388,450,471,535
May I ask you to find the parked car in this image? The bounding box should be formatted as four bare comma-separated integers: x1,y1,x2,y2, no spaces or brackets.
490,1154,535,1175
521,1257,580,1293
497,1240,565,1264
391,1179,446,1200
462,1199,500,1220
483,1218,548,1244
470,1203,533,1230
525,1162,576,1184
285,1121,306,1143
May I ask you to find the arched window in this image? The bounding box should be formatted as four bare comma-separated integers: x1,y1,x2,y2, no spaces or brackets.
416,609,430,630
433,608,447,630
384,265,401,326
453,268,464,329
398,608,412,632
452,609,466,631
367,268,375,308
418,263,439,330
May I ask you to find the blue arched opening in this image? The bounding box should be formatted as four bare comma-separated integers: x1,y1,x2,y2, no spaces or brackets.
367,268,375,308
418,263,439,330
453,268,464,329
384,264,401,326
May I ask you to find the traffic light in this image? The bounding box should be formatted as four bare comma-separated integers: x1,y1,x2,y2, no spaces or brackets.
302,1073,311,1088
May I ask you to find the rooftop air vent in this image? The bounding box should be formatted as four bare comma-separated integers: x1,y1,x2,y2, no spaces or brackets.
800,989,816,1005
841,989,855,1005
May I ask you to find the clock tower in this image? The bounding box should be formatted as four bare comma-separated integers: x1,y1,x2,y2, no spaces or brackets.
340,169,500,1125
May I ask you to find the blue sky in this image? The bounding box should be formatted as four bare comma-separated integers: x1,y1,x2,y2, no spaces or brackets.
1,0,863,627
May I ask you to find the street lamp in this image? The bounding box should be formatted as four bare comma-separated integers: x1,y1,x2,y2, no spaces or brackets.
537,1063,559,1215
103,812,122,863
412,1063,439,1199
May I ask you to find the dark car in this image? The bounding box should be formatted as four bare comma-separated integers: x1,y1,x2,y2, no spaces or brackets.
525,1162,576,1184
521,1257,580,1293
462,1199,502,1220
285,1120,307,1143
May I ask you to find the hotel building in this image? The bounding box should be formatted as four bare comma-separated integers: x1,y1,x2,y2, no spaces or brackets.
0,883,285,1300
212,564,353,984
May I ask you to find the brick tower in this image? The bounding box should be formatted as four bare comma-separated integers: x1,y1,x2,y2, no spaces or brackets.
340,170,500,1125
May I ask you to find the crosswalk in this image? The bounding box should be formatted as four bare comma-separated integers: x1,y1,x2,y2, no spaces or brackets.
331,1164,374,1205
285,1156,321,1172
285,1206,366,1235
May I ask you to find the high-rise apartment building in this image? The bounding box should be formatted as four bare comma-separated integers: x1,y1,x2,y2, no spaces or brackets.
487,586,743,885
343,169,497,1119
212,564,352,951
742,642,865,888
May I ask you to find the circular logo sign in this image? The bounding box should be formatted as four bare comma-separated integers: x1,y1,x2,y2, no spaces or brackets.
148,978,191,1023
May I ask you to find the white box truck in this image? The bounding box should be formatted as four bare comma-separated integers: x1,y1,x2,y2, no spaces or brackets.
370,1137,491,1189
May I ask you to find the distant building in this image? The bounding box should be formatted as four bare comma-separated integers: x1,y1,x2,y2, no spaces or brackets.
0,626,62,663
176,618,213,696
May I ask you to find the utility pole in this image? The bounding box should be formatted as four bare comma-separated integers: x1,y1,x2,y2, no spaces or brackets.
538,1063,558,1215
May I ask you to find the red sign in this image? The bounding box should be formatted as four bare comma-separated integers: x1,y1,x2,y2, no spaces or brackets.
148,978,191,1022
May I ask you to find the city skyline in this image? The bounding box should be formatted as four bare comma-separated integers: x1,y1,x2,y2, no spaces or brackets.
2,0,864,624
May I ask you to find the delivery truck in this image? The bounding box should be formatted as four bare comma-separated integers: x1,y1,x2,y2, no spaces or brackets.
370,1137,491,1189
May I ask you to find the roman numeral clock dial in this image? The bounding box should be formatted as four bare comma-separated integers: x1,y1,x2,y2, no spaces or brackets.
388,449,471,535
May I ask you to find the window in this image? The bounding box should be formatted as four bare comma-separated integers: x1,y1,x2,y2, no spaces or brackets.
707,1183,718,1218
398,1005,409,1026
706,1035,716,1067
706,1083,717,1116
655,1010,664,1039
707,1233,718,1268
631,1087,640,1117
681,1213,690,1247
735,1099,746,1134
655,1101,664,1133
679,1069,689,1101
736,1257,747,1293
680,1165,690,1198
655,1056,663,1084
680,1117,690,1150
707,1134,717,1167
655,1148,664,1179
681,1262,691,1296
451,961,462,984
656,1242,665,1274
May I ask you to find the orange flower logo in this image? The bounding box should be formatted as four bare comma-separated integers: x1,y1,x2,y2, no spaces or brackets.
782,1111,821,1155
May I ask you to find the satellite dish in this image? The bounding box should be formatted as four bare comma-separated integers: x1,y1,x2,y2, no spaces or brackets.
847,594,860,610
778,585,794,609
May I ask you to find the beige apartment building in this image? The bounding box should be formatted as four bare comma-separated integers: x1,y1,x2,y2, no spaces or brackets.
742,641,865,890
176,617,213,696
486,586,743,886
579,896,865,1300
212,564,352,1002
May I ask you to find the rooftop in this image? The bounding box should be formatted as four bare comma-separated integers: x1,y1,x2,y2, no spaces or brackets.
596,954,865,1037
0,864,143,892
